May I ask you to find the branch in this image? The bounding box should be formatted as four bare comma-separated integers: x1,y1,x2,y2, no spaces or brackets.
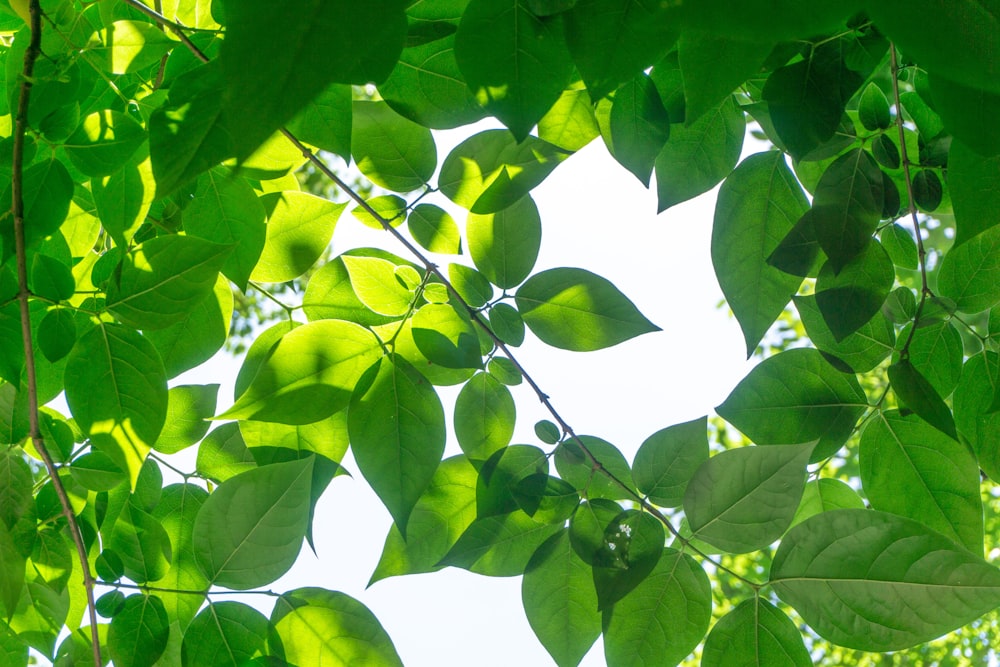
11,2,102,664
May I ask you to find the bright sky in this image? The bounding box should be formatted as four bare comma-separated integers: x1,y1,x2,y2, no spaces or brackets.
61,126,763,666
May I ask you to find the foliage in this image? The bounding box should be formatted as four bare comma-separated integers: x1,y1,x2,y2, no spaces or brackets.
0,0,999,665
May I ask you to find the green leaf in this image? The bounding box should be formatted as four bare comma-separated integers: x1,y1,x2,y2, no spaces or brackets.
716,348,868,460
591,510,664,610
712,152,808,356
107,500,172,584
794,295,894,373
28,254,73,303
150,483,209,629
64,323,167,487
108,594,169,667
439,130,568,213
221,0,407,160
468,195,541,288
632,417,709,508
410,302,483,370
144,275,233,378
949,140,1000,245
880,222,918,269
378,33,486,130
342,255,415,317
218,320,382,424
285,83,352,162
181,602,269,667
859,82,892,131
954,352,1000,481
654,94,745,212
516,267,660,351
814,240,894,341
251,192,344,283
154,384,218,454
106,235,232,330
0,159,73,252
438,510,563,576
240,410,349,465
454,372,516,465
564,0,677,101
349,355,445,533
789,478,865,529
938,224,1000,313
554,435,636,501
37,307,76,363
608,73,670,186
861,411,983,552
912,169,944,211
477,445,547,518
455,0,574,140
93,155,157,250
535,420,561,445
889,359,958,441
63,110,145,177
487,357,522,385
148,60,234,197
449,264,493,309
522,530,601,667
271,588,403,667
407,204,462,254
196,423,256,483
192,457,314,589
684,442,813,553
351,100,437,192
488,303,525,347
678,32,773,125
762,43,861,159
183,168,266,290
369,455,478,584
771,509,1000,651
701,598,812,667
537,87,600,152
602,549,711,667
302,256,398,328
0,450,33,530
90,20,177,74
674,0,860,41
906,320,964,399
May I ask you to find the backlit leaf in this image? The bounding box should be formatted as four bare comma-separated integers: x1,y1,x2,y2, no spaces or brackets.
351,101,437,193
468,195,541,288
251,192,344,283
701,599,811,667
631,417,708,508
108,595,168,667
181,602,269,667
454,372,516,465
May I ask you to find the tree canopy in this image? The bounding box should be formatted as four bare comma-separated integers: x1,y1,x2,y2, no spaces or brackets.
1,0,1000,665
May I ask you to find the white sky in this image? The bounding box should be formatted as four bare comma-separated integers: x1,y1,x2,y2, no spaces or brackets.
185,127,759,666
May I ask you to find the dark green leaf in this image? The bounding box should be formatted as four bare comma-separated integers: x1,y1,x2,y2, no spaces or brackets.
63,110,144,177
712,152,808,356
449,264,493,309
37,308,76,363
564,0,677,101
771,509,1000,651
814,240,894,341
108,500,172,584
477,445,547,518
218,320,382,424
516,267,660,351
454,372,516,465
271,588,403,666
28,254,73,302
522,530,600,667
912,169,943,211
654,94,745,211
468,195,541,288
954,352,1000,481
192,457,314,589
859,82,892,131
684,443,813,553
106,235,232,330
0,159,73,253
879,222,918,269
678,32,773,125
554,435,636,500
455,0,574,140
69,452,127,492
906,320,963,399
221,0,407,160
794,295,894,373
488,302,525,346
702,598,811,667
608,73,670,186
349,355,445,534
285,83,352,162
144,276,233,378
602,549,711,667
107,594,169,667
631,417,708,508
716,348,868,460
889,359,958,441
861,411,983,552
949,140,1000,245
937,224,1000,313
351,101,437,192
438,510,562,576
535,420,561,445
181,602,270,667
929,74,1000,156
591,510,664,609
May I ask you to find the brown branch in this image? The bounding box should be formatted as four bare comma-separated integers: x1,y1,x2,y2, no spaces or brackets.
11,2,102,664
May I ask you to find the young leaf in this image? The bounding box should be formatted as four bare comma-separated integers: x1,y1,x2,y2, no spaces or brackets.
522,530,601,667
106,235,232,330
192,457,314,589
602,549,712,667
349,355,446,534
516,267,660,351
701,598,812,667
467,195,542,289
454,372,516,465
218,320,382,424
716,348,868,460
631,416,709,508
684,442,813,553
271,588,403,667
654,94,745,211
712,151,808,356
771,509,1000,651
563,0,678,101
351,101,437,193
221,0,407,160
108,595,169,667
888,359,958,441
861,411,983,552
181,602,270,667
455,0,574,140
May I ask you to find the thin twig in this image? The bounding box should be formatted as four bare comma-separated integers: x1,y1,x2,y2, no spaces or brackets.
107,581,278,597
12,2,102,663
